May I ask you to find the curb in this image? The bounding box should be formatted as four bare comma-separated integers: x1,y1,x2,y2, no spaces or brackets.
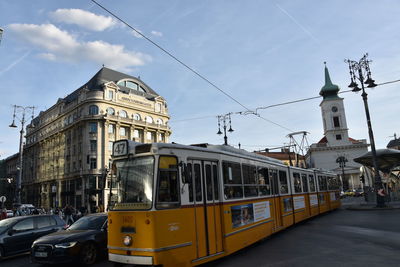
345,205,400,211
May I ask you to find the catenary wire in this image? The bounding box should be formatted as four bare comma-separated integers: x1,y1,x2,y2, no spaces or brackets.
171,78,399,123
90,0,294,133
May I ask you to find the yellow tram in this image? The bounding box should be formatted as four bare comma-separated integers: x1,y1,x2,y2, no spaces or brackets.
107,140,340,267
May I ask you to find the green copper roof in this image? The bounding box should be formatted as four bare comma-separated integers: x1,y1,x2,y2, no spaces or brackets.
319,65,340,100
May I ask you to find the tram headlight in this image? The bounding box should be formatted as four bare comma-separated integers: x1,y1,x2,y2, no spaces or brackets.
123,235,132,246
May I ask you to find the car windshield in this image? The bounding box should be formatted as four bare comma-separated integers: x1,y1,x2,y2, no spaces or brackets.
113,156,154,210
67,215,106,231
0,217,19,233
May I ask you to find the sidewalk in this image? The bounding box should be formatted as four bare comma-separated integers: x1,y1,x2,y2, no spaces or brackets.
341,196,400,210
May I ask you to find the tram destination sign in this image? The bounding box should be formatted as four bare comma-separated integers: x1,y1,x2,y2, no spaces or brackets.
113,140,128,156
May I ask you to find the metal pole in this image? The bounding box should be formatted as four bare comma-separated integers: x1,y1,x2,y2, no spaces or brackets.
223,119,228,145
358,70,385,207
15,112,25,206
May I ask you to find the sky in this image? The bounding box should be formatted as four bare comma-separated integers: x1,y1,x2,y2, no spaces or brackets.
0,0,399,159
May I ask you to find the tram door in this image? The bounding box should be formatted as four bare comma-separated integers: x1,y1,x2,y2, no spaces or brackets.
270,169,284,230
191,160,223,259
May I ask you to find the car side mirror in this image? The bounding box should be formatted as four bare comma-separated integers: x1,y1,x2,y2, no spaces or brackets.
8,229,15,236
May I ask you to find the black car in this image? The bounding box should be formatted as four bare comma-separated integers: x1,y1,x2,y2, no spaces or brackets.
0,215,66,259
31,213,107,265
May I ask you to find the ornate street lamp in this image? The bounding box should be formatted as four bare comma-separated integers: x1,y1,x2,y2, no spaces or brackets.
336,156,348,191
345,54,385,207
9,105,35,207
217,113,234,145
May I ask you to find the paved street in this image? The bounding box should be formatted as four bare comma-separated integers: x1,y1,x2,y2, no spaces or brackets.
2,198,400,267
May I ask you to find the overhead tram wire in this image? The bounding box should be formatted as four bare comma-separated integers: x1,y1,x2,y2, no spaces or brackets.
171,77,400,124
90,0,294,133
90,0,249,111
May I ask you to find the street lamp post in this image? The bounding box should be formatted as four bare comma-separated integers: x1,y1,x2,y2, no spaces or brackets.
9,105,35,207
217,113,234,145
336,156,348,191
345,54,385,207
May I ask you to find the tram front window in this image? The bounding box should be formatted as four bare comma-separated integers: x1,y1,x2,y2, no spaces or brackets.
114,156,154,210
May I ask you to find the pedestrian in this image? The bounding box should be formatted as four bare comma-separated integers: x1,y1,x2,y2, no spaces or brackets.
63,204,74,225
79,206,87,216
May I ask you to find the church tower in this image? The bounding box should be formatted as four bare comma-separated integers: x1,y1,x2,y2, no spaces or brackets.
319,64,351,146
306,64,369,191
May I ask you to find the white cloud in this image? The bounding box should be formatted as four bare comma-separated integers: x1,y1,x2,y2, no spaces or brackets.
132,29,143,38
8,23,152,71
83,41,152,68
38,53,56,61
49,8,116,31
151,30,163,37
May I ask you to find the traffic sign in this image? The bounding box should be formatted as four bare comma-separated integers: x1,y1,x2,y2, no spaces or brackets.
0,196,6,202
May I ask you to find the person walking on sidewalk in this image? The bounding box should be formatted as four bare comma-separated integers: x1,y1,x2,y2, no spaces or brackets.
63,204,74,225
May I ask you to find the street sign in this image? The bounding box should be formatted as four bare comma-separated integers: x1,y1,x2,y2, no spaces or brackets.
0,196,6,202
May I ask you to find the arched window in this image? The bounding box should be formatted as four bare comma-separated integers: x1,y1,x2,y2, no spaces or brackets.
119,110,128,118
145,116,153,123
156,118,163,125
107,107,115,116
89,105,99,115
133,113,141,121
126,81,138,90
117,80,146,93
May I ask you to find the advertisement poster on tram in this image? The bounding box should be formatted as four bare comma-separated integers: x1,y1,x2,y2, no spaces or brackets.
309,194,318,206
231,201,270,228
293,196,305,210
283,198,293,212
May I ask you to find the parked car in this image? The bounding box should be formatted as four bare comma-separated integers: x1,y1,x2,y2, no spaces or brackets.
31,213,107,265
344,190,355,197
0,215,67,259
6,210,13,218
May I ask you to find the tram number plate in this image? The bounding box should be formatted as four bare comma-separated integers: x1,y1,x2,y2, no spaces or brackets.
35,252,48,257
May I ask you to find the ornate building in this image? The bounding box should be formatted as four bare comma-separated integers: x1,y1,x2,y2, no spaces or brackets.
22,67,171,211
306,66,368,191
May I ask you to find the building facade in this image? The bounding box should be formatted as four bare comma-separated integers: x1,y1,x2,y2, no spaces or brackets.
306,66,368,191
22,67,171,211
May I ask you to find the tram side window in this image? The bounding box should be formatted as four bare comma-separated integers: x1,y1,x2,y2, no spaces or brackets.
223,161,243,199
293,173,302,193
187,163,193,202
301,174,308,192
327,176,333,190
318,175,327,191
212,164,219,200
308,175,316,192
194,163,202,202
156,156,179,209
206,164,213,201
243,164,258,198
257,167,271,196
270,169,279,195
279,170,289,194
328,176,339,190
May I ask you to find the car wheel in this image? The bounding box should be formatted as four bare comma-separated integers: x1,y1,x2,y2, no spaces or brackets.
80,242,97,265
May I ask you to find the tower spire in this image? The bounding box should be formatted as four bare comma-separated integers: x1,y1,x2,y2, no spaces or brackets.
319,62,340,99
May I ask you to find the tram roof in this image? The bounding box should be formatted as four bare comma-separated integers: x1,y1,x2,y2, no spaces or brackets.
129,141,284,165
